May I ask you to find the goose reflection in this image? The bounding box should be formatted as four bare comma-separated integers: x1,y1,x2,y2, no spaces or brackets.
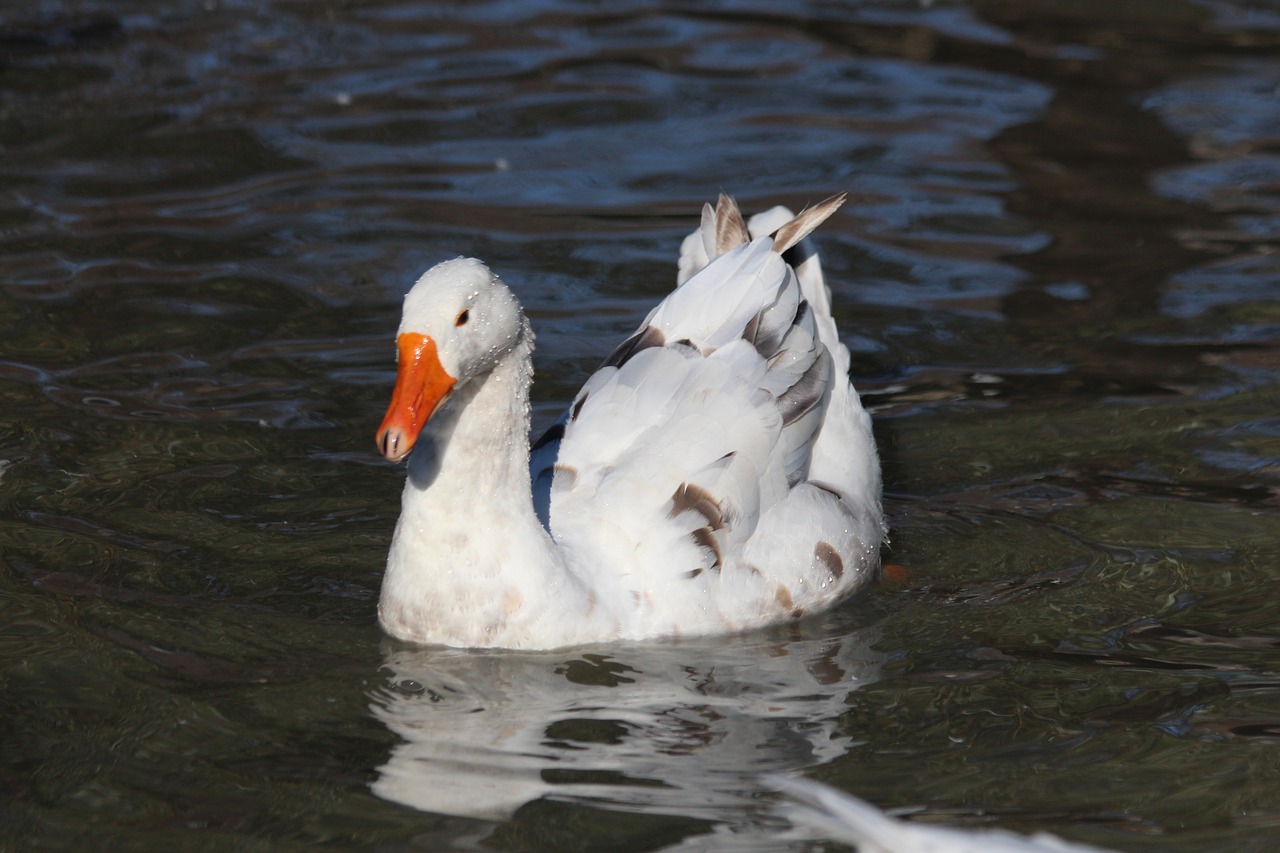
369,619,883,822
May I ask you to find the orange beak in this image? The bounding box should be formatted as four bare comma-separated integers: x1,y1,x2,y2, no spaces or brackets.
376,332,457,463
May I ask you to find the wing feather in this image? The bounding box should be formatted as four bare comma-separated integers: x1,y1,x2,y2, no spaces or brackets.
532,196,882,635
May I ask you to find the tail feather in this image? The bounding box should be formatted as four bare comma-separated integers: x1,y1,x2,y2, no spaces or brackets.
771,193,846,255
680,193,847,286
714,194,752,255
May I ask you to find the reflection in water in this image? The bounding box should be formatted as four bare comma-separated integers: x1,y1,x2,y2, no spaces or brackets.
370,625,881,822
773,775,1116,853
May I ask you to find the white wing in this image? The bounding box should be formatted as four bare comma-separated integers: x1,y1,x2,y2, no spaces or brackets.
531,197,882,638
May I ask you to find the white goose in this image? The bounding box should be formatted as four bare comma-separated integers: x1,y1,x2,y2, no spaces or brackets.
375,194,884,649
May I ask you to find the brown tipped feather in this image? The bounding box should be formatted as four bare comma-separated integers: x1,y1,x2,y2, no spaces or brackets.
714,193,751,256
772,192,847,255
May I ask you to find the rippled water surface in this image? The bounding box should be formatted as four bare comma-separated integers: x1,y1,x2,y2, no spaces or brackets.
2,1,1279,850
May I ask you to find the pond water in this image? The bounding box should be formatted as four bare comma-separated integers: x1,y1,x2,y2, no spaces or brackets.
2,0,1279,850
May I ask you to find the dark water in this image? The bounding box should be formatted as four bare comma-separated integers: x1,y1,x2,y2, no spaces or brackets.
2,1,1278,850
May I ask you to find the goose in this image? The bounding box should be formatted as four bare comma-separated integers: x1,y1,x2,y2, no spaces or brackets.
375,194,883,649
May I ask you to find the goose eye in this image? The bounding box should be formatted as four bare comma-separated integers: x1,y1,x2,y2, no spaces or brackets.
455,309,470,327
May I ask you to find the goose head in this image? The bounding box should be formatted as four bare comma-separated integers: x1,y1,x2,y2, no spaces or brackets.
376,257,525,463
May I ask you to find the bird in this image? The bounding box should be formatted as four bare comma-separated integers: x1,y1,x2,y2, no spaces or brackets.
374,193,884,649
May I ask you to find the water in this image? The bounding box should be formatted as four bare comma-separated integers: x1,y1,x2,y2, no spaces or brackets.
1,0,1278,849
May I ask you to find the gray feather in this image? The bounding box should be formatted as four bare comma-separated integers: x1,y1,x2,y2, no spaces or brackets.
772,193,846,256
714,194,751,256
